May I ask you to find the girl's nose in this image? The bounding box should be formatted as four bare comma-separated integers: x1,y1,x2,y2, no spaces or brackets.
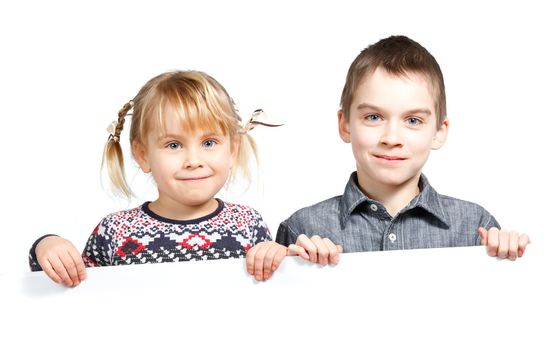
183,147,203,169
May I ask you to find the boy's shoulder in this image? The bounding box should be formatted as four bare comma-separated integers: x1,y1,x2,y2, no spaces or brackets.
435,193,497,228
283,195,343,232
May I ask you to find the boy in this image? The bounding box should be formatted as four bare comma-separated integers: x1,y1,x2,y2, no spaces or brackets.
271,35,530,266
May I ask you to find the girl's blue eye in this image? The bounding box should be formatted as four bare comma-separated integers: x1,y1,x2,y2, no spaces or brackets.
366,114,381,122
203,139,217,148
167,142,181,150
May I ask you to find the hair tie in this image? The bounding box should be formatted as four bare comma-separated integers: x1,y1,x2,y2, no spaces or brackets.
107,100,134,142
106,121,119,142
243,109,283,133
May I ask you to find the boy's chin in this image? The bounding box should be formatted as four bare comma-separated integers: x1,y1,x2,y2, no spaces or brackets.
363,170,422,188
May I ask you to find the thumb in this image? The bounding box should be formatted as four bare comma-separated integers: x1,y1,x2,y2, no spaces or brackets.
478,227,488,245
287,244,310,260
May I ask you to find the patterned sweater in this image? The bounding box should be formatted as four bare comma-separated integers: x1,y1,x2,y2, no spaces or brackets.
29,200,270,270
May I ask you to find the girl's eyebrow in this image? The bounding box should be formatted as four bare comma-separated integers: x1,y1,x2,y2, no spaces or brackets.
157,133,182,141
157,132,222,141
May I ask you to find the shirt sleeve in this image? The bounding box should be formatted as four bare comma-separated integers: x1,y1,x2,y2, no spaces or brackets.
82,220,113,267
475,210,501,245
250,209,272,246
28,234,59,272
275,220,298,247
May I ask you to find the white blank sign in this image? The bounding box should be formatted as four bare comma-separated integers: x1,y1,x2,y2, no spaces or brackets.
1,245,548,350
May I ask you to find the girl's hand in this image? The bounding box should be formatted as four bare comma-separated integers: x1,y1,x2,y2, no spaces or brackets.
245,241,293,281
36,236,87,287
478,227,530,260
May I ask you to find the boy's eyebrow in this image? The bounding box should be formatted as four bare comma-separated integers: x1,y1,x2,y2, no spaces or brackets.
357,103,432,116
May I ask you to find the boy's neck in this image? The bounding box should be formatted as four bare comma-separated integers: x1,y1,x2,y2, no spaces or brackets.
357,172,421,217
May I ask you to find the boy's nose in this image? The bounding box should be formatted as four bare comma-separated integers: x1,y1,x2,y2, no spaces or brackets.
380,123,403,147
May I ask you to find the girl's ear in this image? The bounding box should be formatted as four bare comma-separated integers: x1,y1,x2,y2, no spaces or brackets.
132,141,151,173
432,118,449,150
230,138,240,168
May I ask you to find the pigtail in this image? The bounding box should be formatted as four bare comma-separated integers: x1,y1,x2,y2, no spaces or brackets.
102,101,134,198
230,109,281,188
233,132,259,186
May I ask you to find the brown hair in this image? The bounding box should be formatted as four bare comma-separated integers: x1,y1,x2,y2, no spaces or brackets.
340,35,447,125
102,70,258,198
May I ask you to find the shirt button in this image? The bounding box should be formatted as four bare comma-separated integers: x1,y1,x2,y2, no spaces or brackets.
369,204,378,211
388,233,397,242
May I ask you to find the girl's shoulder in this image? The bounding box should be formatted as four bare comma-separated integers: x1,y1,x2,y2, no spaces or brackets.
220,201,264,220
98,204,148,225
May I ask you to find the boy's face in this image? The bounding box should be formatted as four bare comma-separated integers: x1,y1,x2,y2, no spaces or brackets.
338,67,448,191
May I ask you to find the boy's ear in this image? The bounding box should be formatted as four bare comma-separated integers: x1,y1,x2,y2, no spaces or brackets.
132,141,151,173
338,110,351,143
432,118,449,150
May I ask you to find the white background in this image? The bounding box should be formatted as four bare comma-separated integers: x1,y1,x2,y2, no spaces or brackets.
1,0,550,274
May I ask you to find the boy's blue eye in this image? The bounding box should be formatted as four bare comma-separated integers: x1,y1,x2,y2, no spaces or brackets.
406,117,422,125
203,139,217,148
167,142,181,150
365,114,381,122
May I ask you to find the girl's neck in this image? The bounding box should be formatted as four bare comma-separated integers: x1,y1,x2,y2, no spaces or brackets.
148,197,219,221
358,173,421,217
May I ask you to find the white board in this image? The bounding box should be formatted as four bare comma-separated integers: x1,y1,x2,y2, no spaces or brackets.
1,245,548,349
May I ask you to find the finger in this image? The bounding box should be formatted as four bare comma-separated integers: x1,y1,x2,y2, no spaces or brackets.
271,246,287,273
68,246,87,281
497,230,510,259
49,256,73,287
296,234,319,263
262,244,280,280
486,227,500,257
507,231,519,261
245,244,258,275
518,234,531,257
287,244,310,260
59,251,80,286
39,258,62,284
254,244,270,281
478,227,488,245
311,235,329,265
337,245,343,253
322,238,341,265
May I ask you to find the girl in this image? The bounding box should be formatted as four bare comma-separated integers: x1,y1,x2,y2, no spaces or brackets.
29,70,298,285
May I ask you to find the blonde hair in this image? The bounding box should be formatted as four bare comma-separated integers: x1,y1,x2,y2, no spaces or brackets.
102,70,258,198
340,35,447,126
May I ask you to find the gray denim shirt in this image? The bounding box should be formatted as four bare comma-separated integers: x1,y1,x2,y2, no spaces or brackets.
276,172,500,252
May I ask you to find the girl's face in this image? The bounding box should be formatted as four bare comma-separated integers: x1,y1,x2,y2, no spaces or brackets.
133,108,237,218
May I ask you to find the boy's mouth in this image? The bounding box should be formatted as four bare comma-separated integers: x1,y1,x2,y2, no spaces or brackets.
375,155,407,161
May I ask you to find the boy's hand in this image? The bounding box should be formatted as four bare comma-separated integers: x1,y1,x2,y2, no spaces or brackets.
478,227,530,261
246,241,296,282
291,234,343,266
36,236,87,287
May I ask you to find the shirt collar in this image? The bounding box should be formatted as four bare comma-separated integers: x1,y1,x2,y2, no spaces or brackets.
338,172,450,228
